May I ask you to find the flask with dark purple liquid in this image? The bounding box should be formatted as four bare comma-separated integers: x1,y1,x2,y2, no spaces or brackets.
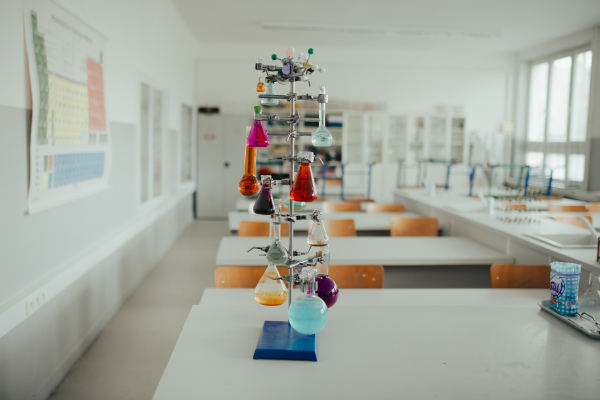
314,245,338,307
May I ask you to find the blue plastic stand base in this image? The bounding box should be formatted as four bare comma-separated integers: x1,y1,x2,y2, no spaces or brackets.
253,321,317,361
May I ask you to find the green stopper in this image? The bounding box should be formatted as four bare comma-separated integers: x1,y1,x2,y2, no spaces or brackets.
254,106,261,113
277,71,283,75
271,54,277,60
308,48,314,54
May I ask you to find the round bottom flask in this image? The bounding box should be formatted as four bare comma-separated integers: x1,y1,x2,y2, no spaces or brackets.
316,274,339,308
288,268,328,335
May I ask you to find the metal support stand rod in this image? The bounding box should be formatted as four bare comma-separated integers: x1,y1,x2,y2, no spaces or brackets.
288,80,296,310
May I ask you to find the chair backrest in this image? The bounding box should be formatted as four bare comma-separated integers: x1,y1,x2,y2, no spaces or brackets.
238,221,289,237
328,265,384,288
588,202,600,212
551,215,592,229
322,202,362,212
323,219,357,237
490,264,551,289
344,198,375,204
214,266,289,288
504,204,526,211
365,203,406,213
390,217,438,237
214,265,384,289
547,204,587,212
538,196,564,201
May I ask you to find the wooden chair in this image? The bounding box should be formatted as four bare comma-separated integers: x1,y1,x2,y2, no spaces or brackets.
214,265,383,289
490,264,551,289
238,221,289,237
329,265,384,288
322,219,357,237
550,215,592,229
588,202,600,212
214,266,289,288
390,217,438,237
504,204,526,211
547,204,587,212
322,202,362,213
538,196,563,201
365,203,406,213
344,198,375,204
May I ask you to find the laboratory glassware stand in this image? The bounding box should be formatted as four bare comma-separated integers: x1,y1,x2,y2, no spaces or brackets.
245,48,335,361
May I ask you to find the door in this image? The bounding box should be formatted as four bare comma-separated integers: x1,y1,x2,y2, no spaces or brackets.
196,114,248,218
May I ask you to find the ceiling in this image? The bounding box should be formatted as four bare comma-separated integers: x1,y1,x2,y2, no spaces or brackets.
171,0,600,54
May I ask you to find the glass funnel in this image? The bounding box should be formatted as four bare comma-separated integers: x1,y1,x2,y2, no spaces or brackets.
266,210,289,265
247,106,270,148
253,176,275,215
261,82,279,107
288,267,328,335
290,152,317,202
311,86,333,147
254,263,287,306
238,145,259,196
315,246,338,308
578,272,600,319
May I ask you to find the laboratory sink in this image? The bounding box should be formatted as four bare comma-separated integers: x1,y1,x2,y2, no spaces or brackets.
523,232,598,248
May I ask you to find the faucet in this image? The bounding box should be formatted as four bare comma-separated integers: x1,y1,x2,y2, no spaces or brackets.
577,216,600,241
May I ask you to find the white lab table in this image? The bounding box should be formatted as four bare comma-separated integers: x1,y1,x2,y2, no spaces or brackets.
216,236,513,288
153,289,600,400
395,188,600,275
228,211,420,232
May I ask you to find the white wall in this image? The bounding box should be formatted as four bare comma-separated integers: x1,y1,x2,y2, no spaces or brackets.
0,0,198,398
196,42,515,135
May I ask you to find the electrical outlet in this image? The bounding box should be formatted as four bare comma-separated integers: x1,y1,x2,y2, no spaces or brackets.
25,289,47,316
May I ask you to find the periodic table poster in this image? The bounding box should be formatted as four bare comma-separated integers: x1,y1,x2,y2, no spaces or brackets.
23,0,111,213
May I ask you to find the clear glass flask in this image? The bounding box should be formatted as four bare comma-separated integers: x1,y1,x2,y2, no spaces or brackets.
247,106,270,148
314,245,338,308
288,267,328,335
308,218,329,247
238,145,259,196
261,82,279,107
311,87,333,147
254,263,287,306
266,205,289,265
253,176,275,215
256,77,266,92
290,152,317,202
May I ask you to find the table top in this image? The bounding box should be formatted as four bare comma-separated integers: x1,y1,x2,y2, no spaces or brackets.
228,211,419,231
216,236,513,266
153,289,600,400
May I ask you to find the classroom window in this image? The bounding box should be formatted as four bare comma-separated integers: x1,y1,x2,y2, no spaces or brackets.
525,48,592,188
140,82,164,204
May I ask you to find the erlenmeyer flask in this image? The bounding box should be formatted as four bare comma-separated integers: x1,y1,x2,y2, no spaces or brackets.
254,263,287,306
266,214,288,264
290,152,317,202
312,86,333,147
247,106,270,148
253,177,275,215
256,77,266,92
288,267,328,335
238,145,259,196
284,196,306,212
315,246,338,308
578,272,600,319
308,218,329,246
261,82,279,107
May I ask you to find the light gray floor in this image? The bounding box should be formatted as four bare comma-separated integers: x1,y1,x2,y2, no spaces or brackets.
49,220,229,400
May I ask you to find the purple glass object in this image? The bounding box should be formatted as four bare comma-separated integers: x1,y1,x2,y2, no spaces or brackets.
282,63,291,75
316,274,338,308
247,119,270,148
253,183,275,215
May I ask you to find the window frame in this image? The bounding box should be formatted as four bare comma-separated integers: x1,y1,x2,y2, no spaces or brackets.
524,45,592,189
